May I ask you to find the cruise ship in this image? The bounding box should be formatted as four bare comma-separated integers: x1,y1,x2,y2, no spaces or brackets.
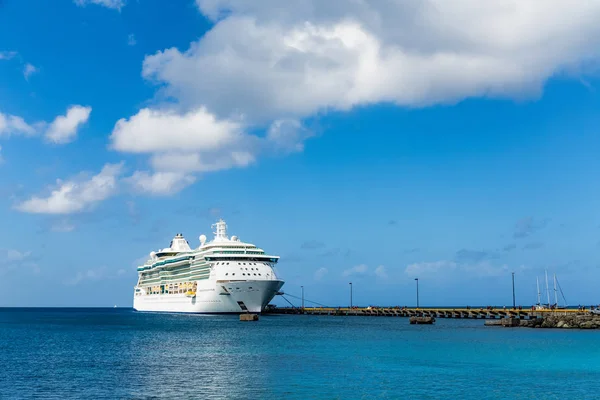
133,220,284,313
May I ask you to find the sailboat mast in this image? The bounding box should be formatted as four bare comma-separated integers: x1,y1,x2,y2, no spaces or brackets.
536,277,541,305
545,270,551,307
553,274,558,306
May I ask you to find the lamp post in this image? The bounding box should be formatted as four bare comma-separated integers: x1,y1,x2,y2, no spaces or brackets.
349,282,353,309
512,272,516,309
415,278,419,308
301,285,304,310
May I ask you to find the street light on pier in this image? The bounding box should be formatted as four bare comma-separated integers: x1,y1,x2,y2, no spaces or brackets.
415,278,419,309
301,285,304,310
349,282,353,309
512,272,516,309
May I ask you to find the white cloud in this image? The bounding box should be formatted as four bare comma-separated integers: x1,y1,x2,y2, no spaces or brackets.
342,264,368,277
143,0,600,126
73,0,125,11
23,63,38,80
314,267,328,281
0,51,18,60
111,107,244,154
110,0,600,193
374,265,388,279
110,107,258,191
45,105,92,144
0,112,37,137
15,162,124,214
128,34,137,46
1,105,90,145
125,171,196,195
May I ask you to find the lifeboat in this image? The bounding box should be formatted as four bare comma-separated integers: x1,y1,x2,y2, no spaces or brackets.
185,290,196,298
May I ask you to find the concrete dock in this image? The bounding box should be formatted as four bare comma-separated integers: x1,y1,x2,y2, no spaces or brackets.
264,306,582,319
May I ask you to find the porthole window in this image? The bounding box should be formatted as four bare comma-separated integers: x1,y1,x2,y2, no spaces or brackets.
225,273,228,276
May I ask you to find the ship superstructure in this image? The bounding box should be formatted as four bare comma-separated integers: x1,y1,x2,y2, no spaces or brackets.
133,220,284,313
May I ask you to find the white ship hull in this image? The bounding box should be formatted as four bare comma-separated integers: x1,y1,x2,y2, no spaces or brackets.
133,279,283,314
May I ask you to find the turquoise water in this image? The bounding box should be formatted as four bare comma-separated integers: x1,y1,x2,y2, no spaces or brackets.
1,309,600,399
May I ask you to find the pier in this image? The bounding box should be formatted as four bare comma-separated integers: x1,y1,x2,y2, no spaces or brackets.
264,306,582,319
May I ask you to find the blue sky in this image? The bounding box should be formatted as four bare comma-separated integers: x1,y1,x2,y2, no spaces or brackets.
1,0,600,307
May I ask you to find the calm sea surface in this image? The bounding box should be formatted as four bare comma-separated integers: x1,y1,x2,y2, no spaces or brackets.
1,308,600,399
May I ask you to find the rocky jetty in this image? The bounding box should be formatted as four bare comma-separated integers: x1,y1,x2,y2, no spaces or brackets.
518,314,600,329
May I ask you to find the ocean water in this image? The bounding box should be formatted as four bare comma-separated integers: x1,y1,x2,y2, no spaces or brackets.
1,309,600,399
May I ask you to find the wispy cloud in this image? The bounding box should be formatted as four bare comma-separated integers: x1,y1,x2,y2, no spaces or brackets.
513,217,549,239
523,242,544,250
503,244,517,252
374,265,387,279
0,51,17,60
64,266,127,285
73,0,125,11
0,249,39,276
454,249,498,264
23,63,38,80
342,264,368,277
15,162,124,214
127,34,136,46
300,240,325,250
314,267,328,281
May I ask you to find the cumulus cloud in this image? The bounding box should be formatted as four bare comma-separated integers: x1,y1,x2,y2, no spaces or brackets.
45,105,92,144
342,264,368,277
148,0,600,122
73,0,125,11
111,107,243,154
15,162,124,214
23,63,38,80
125,171,196,195
314,267,328,281
0,105,90,145
110,0,600,193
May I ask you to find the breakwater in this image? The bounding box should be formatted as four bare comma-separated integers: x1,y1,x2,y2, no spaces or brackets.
265,306,582,319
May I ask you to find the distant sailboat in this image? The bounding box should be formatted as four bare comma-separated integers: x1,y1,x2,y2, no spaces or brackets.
535,270,567,309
